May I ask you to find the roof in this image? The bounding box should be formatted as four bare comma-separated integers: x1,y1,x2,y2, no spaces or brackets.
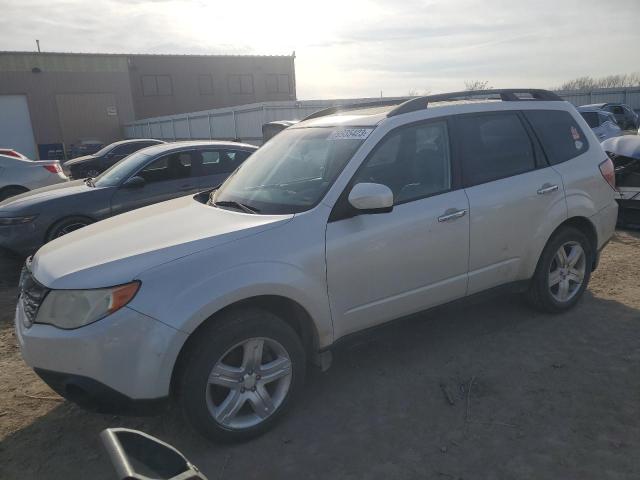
295,89,565,128
0,51,293,59
140,140,258,156
580,103,607,109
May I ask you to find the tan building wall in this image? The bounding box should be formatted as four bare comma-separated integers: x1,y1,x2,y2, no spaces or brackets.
0,52,296,157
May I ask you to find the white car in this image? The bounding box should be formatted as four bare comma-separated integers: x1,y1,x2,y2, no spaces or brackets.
577,106,622,141
0,154,68,201
15,89,618,442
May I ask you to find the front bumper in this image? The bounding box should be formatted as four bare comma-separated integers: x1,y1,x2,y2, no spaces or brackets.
15,300,188,411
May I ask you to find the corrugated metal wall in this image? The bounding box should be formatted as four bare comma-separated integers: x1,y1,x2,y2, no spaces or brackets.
123,98,406,145
555,87,640,109
124,88,640,145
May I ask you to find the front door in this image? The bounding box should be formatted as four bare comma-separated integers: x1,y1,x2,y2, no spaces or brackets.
110,150,202,215
326,119,469,339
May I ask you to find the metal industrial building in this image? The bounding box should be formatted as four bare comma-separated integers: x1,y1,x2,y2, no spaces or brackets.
0,51,296,159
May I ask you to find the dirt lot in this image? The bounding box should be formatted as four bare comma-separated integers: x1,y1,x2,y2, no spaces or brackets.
1,231,639,479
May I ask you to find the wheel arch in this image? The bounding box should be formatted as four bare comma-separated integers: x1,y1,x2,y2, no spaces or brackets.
45,214,97,242
170,294,320,396
543,216,598,271
0,184,29,196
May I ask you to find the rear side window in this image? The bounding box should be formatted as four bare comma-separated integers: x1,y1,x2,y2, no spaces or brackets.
197,150,251,175
524,110,588,165
455,112,535,187
580,111,599,128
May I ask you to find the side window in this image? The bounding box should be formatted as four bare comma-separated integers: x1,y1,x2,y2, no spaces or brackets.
524,110,588,166
354,121,451,204
138,152,193,183
456,112,535,187
610,105,624,115
112,143,141,156
580,112,599,128
197,150,251,175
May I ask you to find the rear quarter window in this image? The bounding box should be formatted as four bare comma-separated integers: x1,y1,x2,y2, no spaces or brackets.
524,110,589,165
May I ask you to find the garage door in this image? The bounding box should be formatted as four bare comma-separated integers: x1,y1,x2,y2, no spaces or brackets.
0,95,37,159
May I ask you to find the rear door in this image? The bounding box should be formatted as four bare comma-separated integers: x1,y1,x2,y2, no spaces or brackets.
454,111,566,294
194,149,253,189
110,150,201,215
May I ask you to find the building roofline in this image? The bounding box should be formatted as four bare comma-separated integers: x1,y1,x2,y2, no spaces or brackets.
0,50,294,58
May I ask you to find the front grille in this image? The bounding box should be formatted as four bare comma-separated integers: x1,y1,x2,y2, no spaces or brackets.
19,258,49,327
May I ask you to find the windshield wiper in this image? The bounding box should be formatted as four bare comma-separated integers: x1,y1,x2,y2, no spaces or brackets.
84,177,95,187
211,199,259,214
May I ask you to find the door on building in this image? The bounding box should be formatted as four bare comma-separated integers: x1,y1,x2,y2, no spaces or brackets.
56,93,122,152
0,95,38,159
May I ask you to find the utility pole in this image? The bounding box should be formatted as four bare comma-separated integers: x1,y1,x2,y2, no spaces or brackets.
36,40,41,53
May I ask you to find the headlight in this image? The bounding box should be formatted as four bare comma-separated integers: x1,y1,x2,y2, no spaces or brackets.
0,216,37,226
36,281,140,329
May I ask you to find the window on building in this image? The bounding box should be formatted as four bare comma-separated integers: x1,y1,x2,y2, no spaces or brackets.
141,75,173,96
198,74,214,95
228,74,254,94
456,112,536,186
266,74,291,94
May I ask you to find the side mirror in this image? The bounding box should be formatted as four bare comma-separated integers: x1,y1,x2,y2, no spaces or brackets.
122,175,145,188
348,182,393,213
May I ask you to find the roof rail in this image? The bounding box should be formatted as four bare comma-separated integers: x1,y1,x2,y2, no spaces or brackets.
387,89,563,117
302,98,409,121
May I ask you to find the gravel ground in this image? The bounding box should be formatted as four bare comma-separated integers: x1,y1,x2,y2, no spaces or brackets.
0,231,639,479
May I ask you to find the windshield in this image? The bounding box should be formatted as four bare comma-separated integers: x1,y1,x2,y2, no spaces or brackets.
92,142,117,157
94,150,152,187
213,127,370,214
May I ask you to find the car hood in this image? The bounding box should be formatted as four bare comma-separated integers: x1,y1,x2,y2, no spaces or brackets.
601,135,640,160
65,155,96,166
31,195,293,289
0,180,95,212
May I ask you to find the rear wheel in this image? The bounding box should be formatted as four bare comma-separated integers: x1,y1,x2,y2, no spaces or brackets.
527,227,593,312
46,216,94,241
177,308,305,442
0,186,29,202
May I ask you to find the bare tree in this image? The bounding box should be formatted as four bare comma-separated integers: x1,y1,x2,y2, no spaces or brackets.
464,80,492,91
558,72,640,90
407,88,432,97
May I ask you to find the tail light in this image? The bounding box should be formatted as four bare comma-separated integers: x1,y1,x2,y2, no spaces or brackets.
43,163,62,174
598,158,616,190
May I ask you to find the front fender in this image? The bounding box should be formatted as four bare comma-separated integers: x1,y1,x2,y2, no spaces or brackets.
131,259,333,349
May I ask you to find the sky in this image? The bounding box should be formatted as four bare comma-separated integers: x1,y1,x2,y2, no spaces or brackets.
1,0,639,99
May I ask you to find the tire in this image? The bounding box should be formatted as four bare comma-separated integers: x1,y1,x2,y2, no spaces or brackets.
526,227,593,313
177,308,306,443
46,216,94,241
0,186,29,202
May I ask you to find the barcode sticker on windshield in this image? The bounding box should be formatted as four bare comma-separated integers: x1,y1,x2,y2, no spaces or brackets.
329,128,373,140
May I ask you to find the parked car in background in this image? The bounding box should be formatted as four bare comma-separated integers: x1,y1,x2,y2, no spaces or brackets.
68,139,105,159
0,154,68,202
0,148,29,160
262,120,299,142
14,89,618,443
0,141,257,255
64,139,166,179
581,103,639,130
577,106,622,141
601,135,640,228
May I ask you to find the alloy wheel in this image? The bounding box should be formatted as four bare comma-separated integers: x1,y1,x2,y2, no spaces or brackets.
548,241,586,302
206,337,292,430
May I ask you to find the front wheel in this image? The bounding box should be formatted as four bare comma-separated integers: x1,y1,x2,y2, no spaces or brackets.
527,227,593,313
46,216,94,241
177,308,306,442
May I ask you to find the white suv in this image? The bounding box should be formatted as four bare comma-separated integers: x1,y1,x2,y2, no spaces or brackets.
15,89,618,442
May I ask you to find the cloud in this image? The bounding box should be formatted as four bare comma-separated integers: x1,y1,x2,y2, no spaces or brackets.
0,0,638,98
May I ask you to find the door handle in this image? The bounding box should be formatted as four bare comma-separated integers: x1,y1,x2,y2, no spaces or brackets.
438,209,467,222
537,184,559,195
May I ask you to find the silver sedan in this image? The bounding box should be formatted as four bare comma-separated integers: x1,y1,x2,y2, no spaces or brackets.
0,154,69,201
